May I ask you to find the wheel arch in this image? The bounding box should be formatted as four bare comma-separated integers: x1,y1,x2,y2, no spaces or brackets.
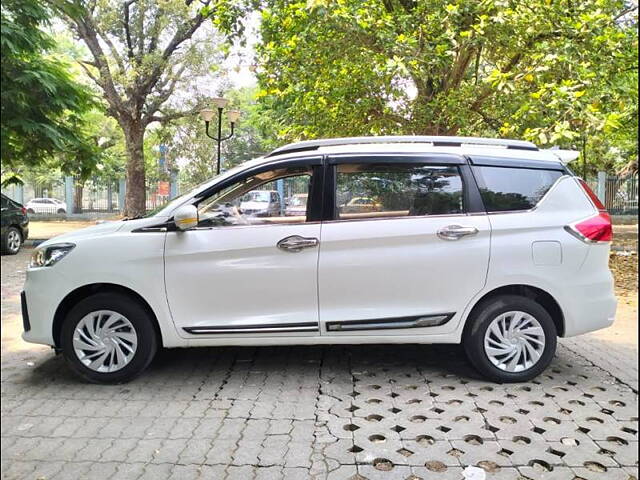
463,284,565,337
52,283,164,349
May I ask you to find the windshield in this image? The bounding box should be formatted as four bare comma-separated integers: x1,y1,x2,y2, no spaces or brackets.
242,191,270,203
150,156,268,218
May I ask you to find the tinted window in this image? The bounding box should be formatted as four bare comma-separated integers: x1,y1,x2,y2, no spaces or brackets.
473,166,563,212
197,166,312,227
335,164,464,220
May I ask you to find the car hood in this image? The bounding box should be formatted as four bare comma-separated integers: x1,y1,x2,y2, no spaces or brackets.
39,221,126,247
37,215,170,248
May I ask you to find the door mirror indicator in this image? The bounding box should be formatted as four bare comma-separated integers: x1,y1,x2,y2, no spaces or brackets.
174,205,199,231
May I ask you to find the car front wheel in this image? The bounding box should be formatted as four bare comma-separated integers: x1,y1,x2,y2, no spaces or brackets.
60,292,158,383
463,294,557,383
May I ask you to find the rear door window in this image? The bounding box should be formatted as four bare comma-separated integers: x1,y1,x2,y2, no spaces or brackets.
335,164,464,220
472,166,563,212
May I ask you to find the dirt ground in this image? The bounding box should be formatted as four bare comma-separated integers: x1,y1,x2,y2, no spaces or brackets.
27,220,103,240
613,224,639,252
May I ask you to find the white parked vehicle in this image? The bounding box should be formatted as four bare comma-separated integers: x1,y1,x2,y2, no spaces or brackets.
239,190,281,217
22,136,617,383
26,198,67,214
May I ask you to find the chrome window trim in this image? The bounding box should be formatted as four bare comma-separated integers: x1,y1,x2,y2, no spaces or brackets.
321,212,473,225
188,220,322,232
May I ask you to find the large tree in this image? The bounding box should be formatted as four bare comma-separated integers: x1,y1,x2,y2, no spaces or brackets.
254,0,637,173
52,0,221,216
1,0,96,180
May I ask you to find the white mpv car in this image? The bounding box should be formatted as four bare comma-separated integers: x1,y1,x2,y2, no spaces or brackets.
22,136,617,384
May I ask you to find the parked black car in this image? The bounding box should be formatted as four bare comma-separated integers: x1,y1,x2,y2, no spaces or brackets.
1,193,29,254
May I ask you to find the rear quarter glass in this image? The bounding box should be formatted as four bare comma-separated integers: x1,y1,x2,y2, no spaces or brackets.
472,165,563,212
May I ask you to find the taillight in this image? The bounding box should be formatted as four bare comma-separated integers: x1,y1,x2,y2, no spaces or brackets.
578,179,606,210
567,212,613,243
566,179,613,243
21,207,27,215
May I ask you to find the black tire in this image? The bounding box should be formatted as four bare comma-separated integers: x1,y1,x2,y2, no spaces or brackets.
60,292,158,383
57,208,66,214
26,208,34,214
1,226,22,255
463,294,557,383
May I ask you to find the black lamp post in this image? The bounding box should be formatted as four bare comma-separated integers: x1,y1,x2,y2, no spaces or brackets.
199,97,241,175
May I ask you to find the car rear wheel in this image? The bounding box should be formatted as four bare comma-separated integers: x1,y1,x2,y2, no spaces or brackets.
1,226,22,255
26,208,34,214
57,208,66,214
60,292,158,383
463,294,557,383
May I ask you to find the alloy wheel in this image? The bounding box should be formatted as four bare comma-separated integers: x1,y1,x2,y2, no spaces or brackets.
483,311,546,373
7,230,21,253
73,310,138,373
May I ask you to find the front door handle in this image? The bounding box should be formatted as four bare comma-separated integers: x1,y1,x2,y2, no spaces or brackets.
437,225,479,241
277,235,319,252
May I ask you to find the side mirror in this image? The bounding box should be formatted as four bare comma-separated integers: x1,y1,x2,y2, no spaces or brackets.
173,205,198,231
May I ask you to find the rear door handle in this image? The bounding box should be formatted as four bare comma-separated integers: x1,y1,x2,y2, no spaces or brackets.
437,225,479,241
277,235,319,252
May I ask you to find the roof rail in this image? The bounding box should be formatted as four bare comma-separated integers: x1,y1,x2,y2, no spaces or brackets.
266,135,539,157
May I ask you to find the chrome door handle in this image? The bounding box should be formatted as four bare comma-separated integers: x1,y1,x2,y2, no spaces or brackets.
437,225,479,241
277,235,319,252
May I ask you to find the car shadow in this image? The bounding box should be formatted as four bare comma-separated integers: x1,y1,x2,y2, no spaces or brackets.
18,343,484,386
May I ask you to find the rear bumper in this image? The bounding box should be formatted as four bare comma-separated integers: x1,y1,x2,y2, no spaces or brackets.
560,272,617,337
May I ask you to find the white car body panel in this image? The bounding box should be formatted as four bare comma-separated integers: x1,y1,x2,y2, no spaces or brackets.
164,223,321,337
21,138,617,356
23,217,183,348
318,215,491,336
467,176,616,339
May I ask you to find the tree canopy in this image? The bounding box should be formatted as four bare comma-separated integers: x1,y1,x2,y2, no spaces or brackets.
1,0,96,178
52,0,223,215
255,0,638,173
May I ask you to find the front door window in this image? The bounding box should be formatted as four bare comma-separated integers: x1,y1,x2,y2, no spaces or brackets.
197,166,312,227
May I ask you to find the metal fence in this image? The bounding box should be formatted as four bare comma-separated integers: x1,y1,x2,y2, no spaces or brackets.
2,176,178,217
2,181,67,215
586,174,638,216
75,178,121,213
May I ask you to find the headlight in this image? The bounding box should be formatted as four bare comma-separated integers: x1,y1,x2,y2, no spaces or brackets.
30,243,75,268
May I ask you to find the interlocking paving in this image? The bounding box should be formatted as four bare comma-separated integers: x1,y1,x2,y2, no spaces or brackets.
1,249,638,479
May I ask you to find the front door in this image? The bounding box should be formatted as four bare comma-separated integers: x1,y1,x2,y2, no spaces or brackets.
165,161,322,337
318,156,491,336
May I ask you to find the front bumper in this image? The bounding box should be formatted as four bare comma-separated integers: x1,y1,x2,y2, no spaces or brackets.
21,267,67,347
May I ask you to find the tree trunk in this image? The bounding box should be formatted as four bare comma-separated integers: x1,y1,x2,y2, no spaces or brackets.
122,122,146,217
74,182,84,214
